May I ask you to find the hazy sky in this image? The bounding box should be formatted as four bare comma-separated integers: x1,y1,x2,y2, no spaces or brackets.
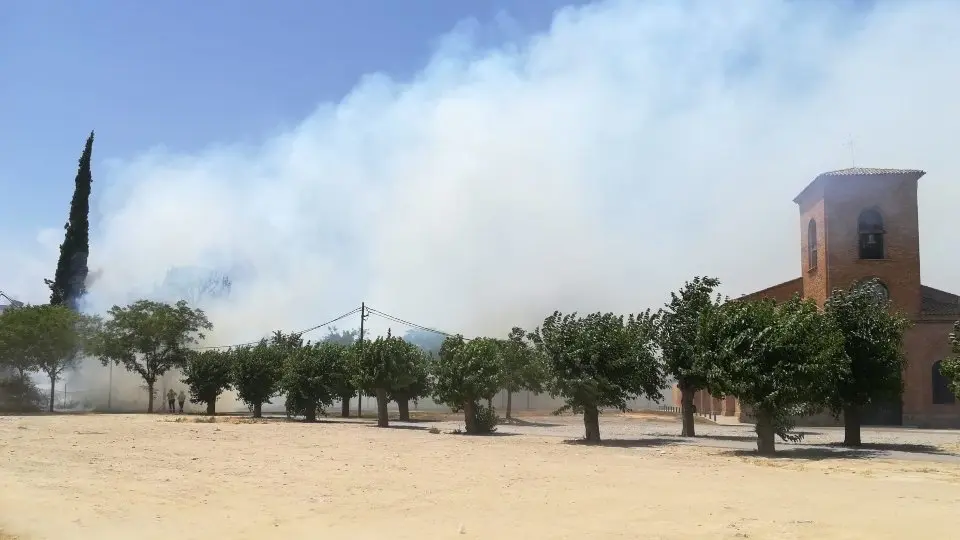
2,0,957,346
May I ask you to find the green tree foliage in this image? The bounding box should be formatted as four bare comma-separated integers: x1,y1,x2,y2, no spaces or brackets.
47,131,94,309
0,304,99,412
323,327,359,416
532,311,663,443
656,276,724,437
231,340,285,418
706,297,848,455
388,340,432,421
432,335,505,434
0,306,43,412
354,330,418,427
0,307,40,381
93,299,212,413
939,322,960,398
498,327,547,419
182,349,233,415
823,279,911,447
282,341,349,421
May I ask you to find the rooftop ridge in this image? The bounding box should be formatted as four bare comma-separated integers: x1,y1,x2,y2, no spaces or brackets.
794,167,926,204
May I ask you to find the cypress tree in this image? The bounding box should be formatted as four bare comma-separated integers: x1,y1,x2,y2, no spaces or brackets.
48,131,94,309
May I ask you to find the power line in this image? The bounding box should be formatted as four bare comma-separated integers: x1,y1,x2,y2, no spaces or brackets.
192,305,362,350
365,306,469,340
0,290,24,307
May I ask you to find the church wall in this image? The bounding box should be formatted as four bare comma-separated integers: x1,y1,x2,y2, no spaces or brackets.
824,177,922,315
799,197,829,306
902,320,960,427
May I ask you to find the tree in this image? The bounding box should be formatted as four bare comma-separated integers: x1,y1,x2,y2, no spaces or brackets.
323,327,359,416
354,330,418,427
498,327,547,419
656,276,724,437
282,341,348,421
93,299,212,413
532,311,663,443
182,349,233,414
388,340,432,421
47,131,94,309
706,297,848,455
0,305,95,411
0,307,40,382
231,340,285,418
823,279,911,447
938,322,960,399
432,335,504,434
21,305,99,412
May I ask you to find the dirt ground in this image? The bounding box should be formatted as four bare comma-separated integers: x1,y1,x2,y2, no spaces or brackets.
2,413,960,540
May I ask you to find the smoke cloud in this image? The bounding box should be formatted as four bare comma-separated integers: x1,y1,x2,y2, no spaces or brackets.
3,0,960,408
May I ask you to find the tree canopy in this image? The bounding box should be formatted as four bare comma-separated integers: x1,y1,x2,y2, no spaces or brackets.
823,279,911,446
533,310,664,442
47,131,94,309
706,296,848,455
656,276,723,437
93,299,212,412
939,322,960,399
354,330,419,427
497,327,547,419
282,341,350,421
232,340,285,418
182,349,233,415
386,340,432,421
432,335,503,434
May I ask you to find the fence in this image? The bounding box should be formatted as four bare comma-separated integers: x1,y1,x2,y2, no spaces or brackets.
656,404,718,422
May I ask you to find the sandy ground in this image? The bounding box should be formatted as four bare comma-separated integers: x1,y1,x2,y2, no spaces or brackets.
2,413,960,540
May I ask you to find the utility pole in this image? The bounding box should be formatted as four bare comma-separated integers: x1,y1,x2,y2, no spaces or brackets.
357,302,368,418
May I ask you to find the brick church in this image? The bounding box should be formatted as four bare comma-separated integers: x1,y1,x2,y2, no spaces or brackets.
686,167,960,428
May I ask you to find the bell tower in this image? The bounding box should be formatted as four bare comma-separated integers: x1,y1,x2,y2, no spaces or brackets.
793,167,925,315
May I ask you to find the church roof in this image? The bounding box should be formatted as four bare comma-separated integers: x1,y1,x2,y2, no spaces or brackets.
817,167,926,179
794,167,926,204
920,285,960,317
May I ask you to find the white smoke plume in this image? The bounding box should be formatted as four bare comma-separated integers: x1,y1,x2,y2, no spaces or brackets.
3,0,960,410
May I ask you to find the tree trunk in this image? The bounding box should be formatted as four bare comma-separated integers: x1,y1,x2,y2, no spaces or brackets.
357,390,362,418
843,404,862,447
487,397,493,410
397,398,410,421
375,388,389,427
680,386,696,437
583,404,601,442
206,400,216,415
147,381,155,413
755,409,776,455
340,396,350,417
253,402,262,418
506,391,513,419
463,400,479,434
305,405,317,422
49,376,56,412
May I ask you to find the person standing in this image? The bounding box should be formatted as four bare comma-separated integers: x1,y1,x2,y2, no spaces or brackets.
177,390,186,414
166,389,176,413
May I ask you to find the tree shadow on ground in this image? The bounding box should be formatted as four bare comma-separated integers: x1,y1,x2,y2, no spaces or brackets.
696,434,757,442
367,424,431,431
562,437,682,448
442,431,520,438
726,447,876,460
826,441,956,456
499,418,562,428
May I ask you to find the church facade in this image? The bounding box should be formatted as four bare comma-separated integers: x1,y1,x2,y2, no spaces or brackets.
685,167,960,428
